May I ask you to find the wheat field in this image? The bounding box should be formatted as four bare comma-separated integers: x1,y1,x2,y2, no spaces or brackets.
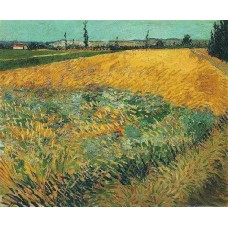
0,49,227,115
0,48,228,207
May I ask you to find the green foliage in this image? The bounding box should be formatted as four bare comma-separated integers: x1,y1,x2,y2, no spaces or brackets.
145,30,149,49
0,87,218,206
3,165,107,207
208,20,228,61
83,21,89,48
181,109,214,143
182,34,192,47
156,40,164,48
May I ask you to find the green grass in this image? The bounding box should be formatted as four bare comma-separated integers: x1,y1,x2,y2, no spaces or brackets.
0,49,67,60
0,86,220,206
0,49,111,70
89,127,227,207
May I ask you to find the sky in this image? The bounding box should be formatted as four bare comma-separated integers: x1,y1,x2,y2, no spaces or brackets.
0,20,216,42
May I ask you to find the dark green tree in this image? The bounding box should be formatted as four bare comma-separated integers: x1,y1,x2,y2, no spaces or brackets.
29,42,38,50
208,20,228,61
64,32,67,50
182,34,192,47
72,39,75,49
83,20,89,48
114,36,119,49
156,40,164,48
145,30,149,49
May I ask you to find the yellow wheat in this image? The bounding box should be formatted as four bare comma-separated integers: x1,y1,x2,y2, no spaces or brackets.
0,49,227,115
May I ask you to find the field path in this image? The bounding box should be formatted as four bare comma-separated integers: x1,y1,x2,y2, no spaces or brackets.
191,49,228,76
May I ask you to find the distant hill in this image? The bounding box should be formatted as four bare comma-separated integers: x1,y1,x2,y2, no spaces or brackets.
49,38,208,48
0,38,208,49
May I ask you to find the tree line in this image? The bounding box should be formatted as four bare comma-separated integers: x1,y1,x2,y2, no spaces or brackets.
208,20,228,62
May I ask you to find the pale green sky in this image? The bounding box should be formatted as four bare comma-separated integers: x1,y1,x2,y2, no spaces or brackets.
0,20,216,42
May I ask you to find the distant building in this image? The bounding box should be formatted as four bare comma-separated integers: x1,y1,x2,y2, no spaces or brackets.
13,43,28,50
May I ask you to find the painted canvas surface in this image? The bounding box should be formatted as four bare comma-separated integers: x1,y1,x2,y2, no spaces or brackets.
0,20,227,207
